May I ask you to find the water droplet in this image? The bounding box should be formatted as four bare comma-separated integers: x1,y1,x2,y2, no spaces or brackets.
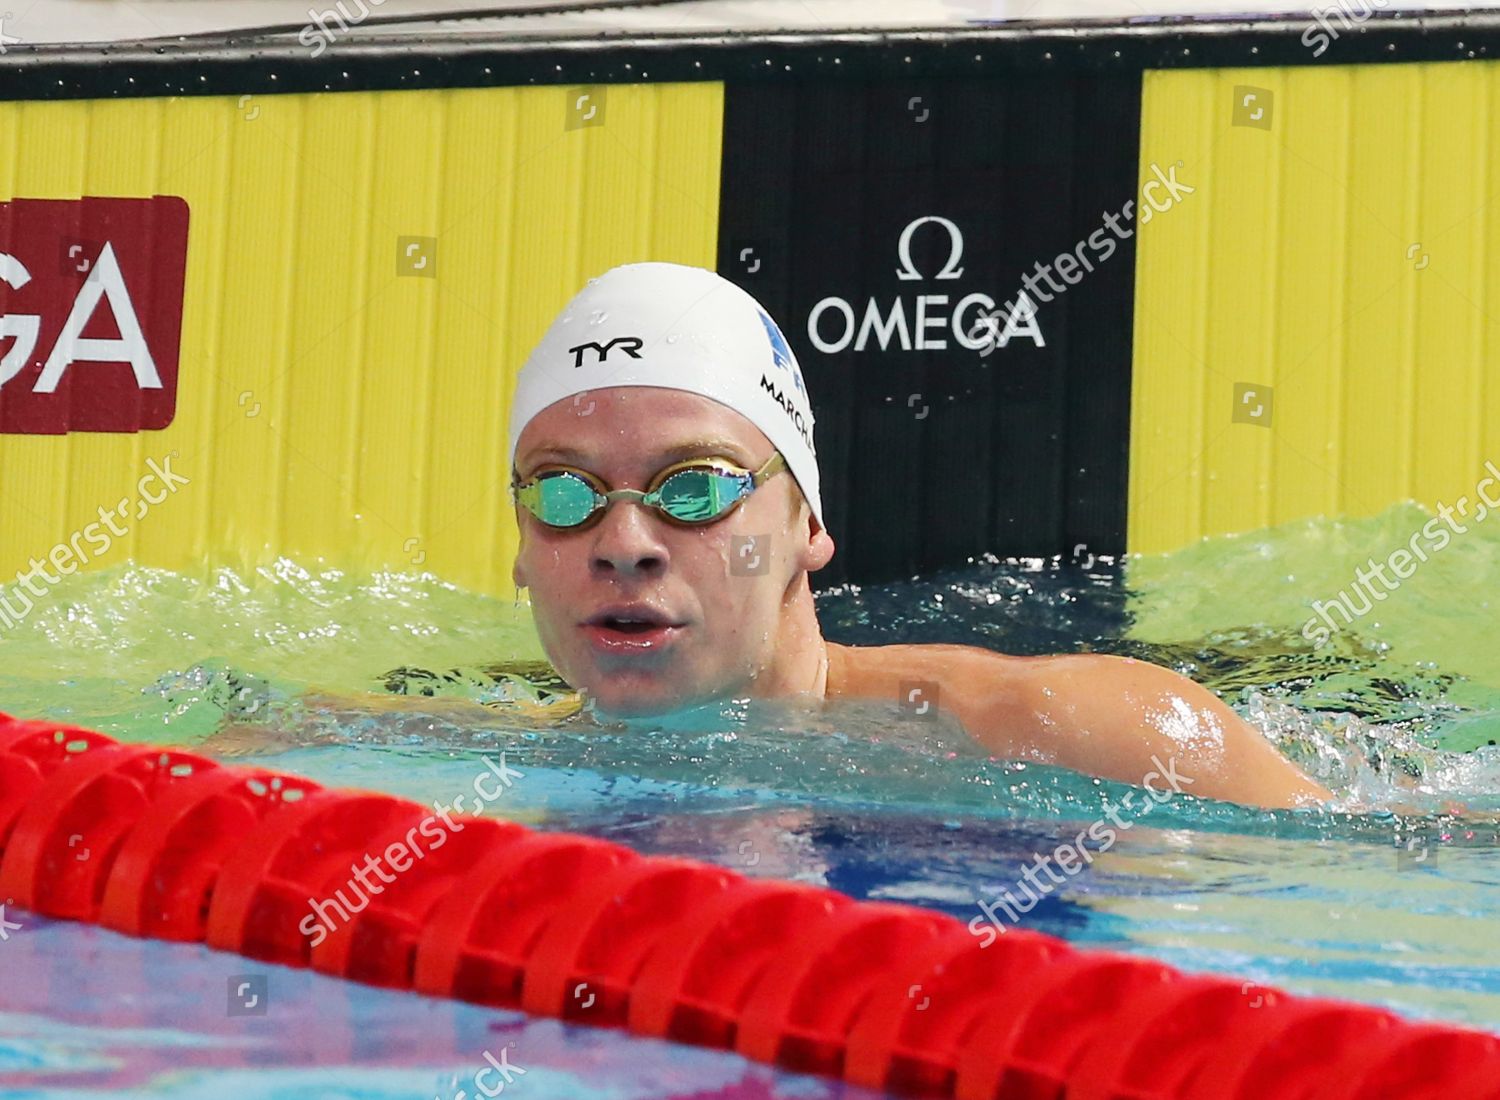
666,333,680,344
588,310,608,325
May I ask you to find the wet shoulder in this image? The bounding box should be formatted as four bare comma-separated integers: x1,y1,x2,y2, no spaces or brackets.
828,642,1025,705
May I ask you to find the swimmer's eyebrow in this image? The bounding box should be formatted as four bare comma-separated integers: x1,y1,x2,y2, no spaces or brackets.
519,439,756,470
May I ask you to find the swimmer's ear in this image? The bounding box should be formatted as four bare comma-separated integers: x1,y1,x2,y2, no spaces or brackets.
799,500,836,573
807,523,835,573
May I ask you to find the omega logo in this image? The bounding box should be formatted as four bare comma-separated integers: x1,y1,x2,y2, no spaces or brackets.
807,215,1043,355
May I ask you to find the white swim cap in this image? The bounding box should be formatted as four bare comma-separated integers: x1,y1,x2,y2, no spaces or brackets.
508,261,823,529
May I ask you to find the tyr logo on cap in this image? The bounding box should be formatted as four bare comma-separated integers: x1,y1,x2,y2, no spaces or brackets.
568,336,644,368
0,195,190,434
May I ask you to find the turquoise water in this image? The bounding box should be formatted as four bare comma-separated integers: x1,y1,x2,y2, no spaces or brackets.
2,505,1500,1095
1,920,884,1099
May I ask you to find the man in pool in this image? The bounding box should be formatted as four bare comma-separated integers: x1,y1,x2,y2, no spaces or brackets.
507,261,1330,810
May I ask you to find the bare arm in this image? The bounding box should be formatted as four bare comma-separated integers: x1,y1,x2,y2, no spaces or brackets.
203,690,579,757
944,651,1331,810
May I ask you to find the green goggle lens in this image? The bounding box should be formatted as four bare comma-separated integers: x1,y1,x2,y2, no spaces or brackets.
653,468,747,522
524,473,600,527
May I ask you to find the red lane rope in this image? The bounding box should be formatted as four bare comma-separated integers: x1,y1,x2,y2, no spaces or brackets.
0,712,1495,1098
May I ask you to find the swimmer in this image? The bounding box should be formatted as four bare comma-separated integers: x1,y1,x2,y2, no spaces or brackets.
506,261,1331,810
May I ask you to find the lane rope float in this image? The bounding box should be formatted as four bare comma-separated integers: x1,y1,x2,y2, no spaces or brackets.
0,712,1495,1099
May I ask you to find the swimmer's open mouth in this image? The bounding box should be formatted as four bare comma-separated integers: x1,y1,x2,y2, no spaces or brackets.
582,606,686,653
584,606,685,633
603,618,657,634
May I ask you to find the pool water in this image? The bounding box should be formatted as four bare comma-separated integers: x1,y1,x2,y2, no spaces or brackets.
3,503,1500,1094
1,919,889,1099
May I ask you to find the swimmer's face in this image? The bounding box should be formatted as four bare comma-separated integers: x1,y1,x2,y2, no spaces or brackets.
511,387,833,716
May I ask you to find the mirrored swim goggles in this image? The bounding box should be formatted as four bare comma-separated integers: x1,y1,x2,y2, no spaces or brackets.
511,453,788,530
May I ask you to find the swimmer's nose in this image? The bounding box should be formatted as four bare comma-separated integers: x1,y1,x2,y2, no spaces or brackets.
589,498,669,578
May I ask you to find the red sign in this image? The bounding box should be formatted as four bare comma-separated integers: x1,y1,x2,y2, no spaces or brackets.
0,195,189,434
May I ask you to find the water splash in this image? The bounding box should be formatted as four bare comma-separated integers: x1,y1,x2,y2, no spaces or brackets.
2,506,1496,836
3,517,1496,1032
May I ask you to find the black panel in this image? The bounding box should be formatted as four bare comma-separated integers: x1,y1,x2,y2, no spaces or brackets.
720,73,1140,587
